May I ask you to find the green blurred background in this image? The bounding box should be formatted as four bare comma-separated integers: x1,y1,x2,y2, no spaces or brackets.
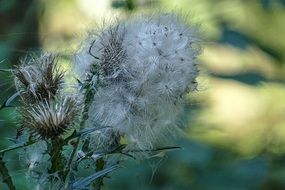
0,0,285,189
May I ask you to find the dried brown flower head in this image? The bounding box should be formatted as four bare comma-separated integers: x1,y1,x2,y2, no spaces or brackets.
20,96,81,139
14,53,64,103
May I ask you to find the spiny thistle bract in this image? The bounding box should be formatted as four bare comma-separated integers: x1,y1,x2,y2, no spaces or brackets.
14,53,64,103
14,53,82,139
75,14,201,149
20,96,81,139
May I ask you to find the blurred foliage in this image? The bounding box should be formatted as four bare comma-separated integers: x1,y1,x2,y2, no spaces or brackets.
0,0,285,189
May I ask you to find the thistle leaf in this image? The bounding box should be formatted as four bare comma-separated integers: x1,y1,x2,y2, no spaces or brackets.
77,127,110,137
0,155,16,190
125,146,182,153
0,91,22,110
0,139,36,154
64,126,110,143
71,165,119,189
0,69,12,72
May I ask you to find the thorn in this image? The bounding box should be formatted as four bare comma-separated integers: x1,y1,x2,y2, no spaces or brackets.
89,40,100,60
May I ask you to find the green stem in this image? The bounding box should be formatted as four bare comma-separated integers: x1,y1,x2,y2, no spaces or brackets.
0,139,35,154
92,132,121,190
0,154,16,190
64,83,95,188
48,137,65,181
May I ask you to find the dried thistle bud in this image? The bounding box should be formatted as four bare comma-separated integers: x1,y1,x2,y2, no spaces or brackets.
74,24,126,83
94,25,126,78
20,96,81,139
14,53,64,103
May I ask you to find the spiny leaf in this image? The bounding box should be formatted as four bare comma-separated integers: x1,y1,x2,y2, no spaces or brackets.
64,126,110,143
0,69,12,72
76,78,84,90
71,165,119,189
77,127,110,137
125,146,182,153
0,155,16,190
0,91,22,110
0,60,12,72
107,144,136,159
0,139,36,154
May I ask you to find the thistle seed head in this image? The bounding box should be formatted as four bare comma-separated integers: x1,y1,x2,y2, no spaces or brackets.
76,13,201,149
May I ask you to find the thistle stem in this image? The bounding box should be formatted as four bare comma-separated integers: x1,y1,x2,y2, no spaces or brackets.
64,82,96,187
49,137,65,181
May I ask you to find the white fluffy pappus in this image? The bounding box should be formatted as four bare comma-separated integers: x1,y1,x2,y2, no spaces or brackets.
75,13,201,149
18,141,49,175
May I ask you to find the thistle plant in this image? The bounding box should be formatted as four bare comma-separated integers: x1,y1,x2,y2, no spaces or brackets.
0,13,201,190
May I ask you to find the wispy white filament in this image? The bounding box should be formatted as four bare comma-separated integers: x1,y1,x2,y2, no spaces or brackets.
75,14,201,149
